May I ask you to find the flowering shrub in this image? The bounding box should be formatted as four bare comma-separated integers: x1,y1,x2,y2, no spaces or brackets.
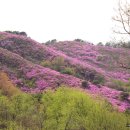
35,80,48,90
47,41,130,83
0,32,106,85
0,47,82,93
88,84,130,112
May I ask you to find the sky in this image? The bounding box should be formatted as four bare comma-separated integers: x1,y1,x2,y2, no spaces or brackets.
0,0,126,44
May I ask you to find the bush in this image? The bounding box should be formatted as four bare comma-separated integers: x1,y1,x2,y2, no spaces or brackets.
23,78,36,88
108,79,130,92
40,60,52,67
81,80,89,89
0,72,21,96
96,55,103,61
51,56,65,71
0,34,5,40
119,92,129,101
41,56,65,72
92,74,105,85
97,42,103,46
45,39,57,45
61,67,75,75
74,39,85,42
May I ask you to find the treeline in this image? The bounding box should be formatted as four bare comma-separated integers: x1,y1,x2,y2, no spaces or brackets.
4,31,27,37
44,38,94,45
97,41,130,48
44,38,130,49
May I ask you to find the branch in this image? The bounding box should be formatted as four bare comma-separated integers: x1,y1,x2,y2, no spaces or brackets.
113,30,128,34
119,9,130,34
113,0,130,35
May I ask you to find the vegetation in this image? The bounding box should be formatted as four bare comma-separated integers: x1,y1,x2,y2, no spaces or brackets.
108,79,130,92
0,86,129,130
81,80,89,89
119,92,129,101
41,56,76,76
74,38,85,42
45,39,57,45
41,56,65,72
92,74,105,85
41,57,105,85
104,41,130,48
0,72,21,97
60,67,75,75
23,78,36,88
5,31,27,36
0,31,130,129
0,31,130,123
112,0,130,36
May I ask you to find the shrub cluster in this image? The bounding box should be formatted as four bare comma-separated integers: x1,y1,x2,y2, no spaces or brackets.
0,87,129,130
41,56,76,76
119,92,129,101
108,79,130,92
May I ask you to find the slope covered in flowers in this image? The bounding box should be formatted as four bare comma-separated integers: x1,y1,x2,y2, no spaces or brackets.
0,47,81,93
0,32,130,111
0,32,106,83
47,41,130,82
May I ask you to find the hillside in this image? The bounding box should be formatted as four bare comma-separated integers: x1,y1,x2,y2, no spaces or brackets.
47,41,130,82
0,31,130,112
0,47,81,93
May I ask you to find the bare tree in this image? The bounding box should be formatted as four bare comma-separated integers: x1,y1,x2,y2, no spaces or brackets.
112,0,130,35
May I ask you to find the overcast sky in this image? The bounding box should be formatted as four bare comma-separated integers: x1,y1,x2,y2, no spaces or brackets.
0,0,125,43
